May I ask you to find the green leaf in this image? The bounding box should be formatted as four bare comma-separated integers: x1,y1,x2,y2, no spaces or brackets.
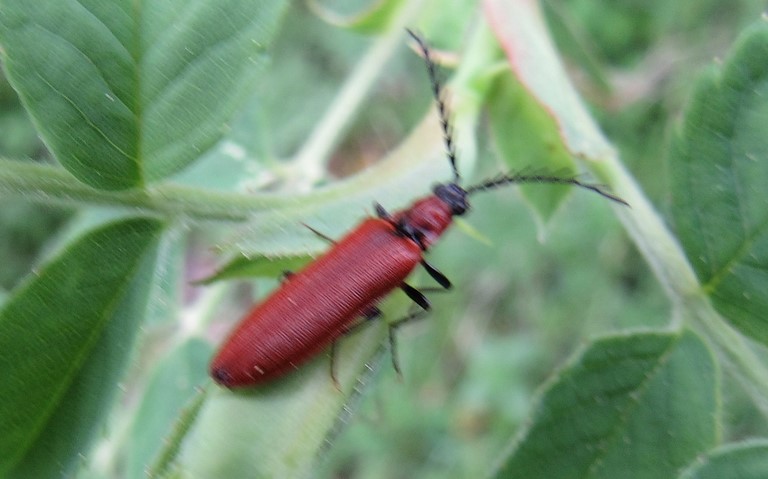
196,254,313,284
0,1,287,190
124,339,212,479
485,0,615,161
307,0,405,34
678,440,768,479
488,72,578,224
493,330,718,479
150,384,208,479
0,217,164,477
669,21,768,345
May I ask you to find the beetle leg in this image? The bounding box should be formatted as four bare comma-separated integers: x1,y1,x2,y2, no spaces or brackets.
420,259,451,289
301,222,337,244
387,305,429,379
329,306,383,390
329,341,342,391
280,270,294,282
340,307,382,334
390,282,432,379
400,282,430,311
374,202,391,220
362,306,383,322
388,326,402,379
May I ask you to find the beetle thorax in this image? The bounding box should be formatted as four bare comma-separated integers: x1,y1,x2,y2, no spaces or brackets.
396,195,455,249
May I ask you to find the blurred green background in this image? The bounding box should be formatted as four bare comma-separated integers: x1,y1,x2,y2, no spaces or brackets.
1,0,767,477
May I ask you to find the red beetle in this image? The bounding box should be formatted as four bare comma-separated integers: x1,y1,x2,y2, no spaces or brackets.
210,30,627,388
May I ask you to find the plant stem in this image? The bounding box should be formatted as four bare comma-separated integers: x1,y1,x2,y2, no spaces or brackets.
286,0,427,190
594,152,768,417
0,158,284,222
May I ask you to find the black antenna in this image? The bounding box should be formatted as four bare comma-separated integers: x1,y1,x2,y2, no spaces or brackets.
407,30,627,208
466,173,629,206
406,28,460,184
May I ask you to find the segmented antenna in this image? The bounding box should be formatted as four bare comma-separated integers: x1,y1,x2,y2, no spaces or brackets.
406,28,460,184
466,173,629,206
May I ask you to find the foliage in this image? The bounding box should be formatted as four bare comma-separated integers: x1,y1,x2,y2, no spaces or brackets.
0,0,767,478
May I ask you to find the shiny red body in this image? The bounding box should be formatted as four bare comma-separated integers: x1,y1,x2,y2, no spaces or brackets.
210,196,455,388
